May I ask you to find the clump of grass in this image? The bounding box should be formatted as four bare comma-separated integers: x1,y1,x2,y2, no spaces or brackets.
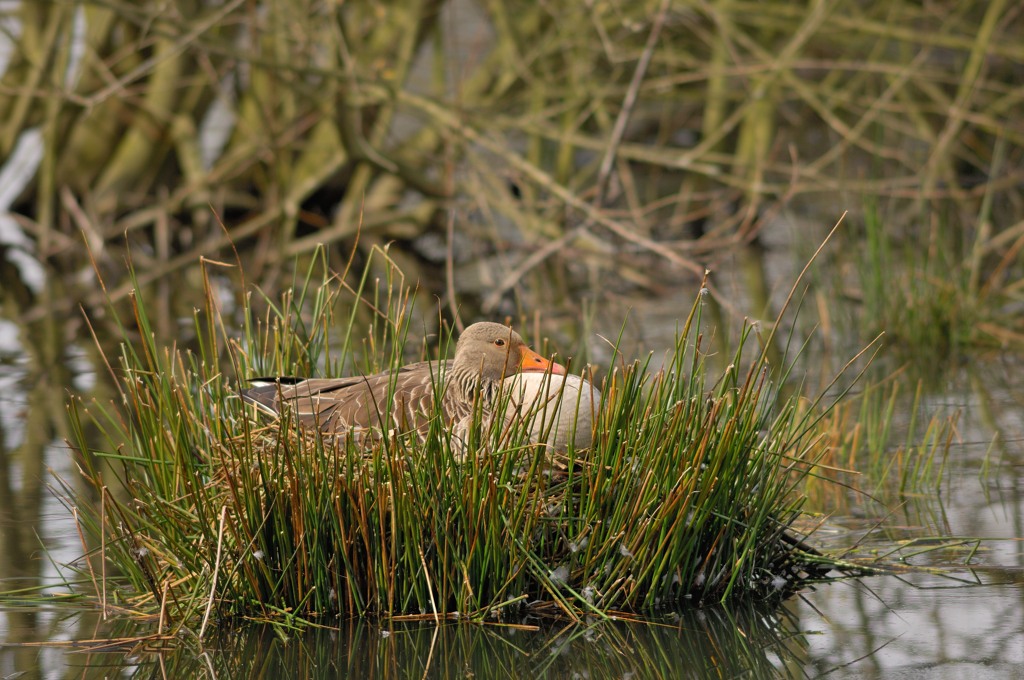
856,192,1024,360
803,372,958,514
63,248,845,631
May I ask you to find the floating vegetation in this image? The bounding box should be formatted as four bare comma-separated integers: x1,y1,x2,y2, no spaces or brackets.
59,247,856,632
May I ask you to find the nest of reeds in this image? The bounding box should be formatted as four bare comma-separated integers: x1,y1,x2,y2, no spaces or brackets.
63,255,843,628
176,385,829,623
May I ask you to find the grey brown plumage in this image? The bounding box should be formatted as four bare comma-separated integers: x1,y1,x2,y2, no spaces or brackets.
242,322,566,444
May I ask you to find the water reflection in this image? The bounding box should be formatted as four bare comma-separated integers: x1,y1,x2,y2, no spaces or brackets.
3,575,1023,678
4,603,810,679
798,573,1024,679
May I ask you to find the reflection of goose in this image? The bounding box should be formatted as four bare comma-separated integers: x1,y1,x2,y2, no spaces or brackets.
502,373,601,451
242,322,566,444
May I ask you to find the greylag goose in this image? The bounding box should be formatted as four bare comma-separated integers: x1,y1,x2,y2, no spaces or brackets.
242,322,571,447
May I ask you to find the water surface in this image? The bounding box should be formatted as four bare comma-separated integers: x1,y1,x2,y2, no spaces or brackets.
2,258,1023,679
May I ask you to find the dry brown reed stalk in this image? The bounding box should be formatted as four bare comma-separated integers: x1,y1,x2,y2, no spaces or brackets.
2,0,1020,348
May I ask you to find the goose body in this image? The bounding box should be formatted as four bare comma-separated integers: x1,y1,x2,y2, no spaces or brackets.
242,322,567,446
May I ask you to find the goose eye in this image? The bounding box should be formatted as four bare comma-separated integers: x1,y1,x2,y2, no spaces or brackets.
494,338,506,347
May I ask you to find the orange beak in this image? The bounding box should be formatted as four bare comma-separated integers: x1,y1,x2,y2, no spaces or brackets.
519,347,567,375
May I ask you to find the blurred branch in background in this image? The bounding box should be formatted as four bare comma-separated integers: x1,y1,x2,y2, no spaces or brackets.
0,0,1021,350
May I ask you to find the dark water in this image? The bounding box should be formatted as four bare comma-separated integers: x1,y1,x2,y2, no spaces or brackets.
2,239,1023,678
